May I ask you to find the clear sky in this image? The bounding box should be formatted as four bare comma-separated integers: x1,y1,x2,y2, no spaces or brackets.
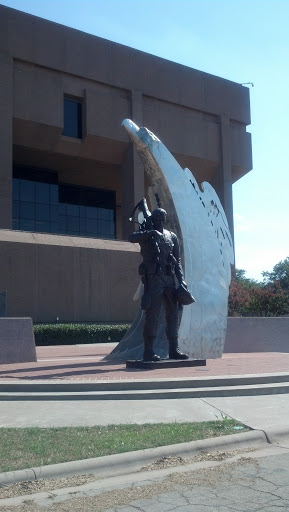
1,0,288,281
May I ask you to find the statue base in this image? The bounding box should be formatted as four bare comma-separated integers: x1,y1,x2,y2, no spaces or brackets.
126,358,206,370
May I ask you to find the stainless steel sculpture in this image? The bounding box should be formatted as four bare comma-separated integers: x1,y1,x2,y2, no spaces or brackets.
106,120,234,361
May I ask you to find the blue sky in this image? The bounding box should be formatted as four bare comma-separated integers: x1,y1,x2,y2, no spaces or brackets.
2,0,289,280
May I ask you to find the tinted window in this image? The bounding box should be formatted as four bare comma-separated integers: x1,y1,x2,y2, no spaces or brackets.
62,98,82,138
12,166,115,239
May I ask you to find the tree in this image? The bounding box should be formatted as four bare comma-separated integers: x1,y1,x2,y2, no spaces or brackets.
235,268,261,288
228,263,289,317
228,279,250,316
262,257,289,290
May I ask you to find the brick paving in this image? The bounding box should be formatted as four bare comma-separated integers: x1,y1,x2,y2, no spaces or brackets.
0,344,289,381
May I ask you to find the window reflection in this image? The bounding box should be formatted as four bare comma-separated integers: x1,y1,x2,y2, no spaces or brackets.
13,166,115,239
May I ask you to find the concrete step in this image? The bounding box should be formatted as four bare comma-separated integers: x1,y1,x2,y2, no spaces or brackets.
1,372,289,393
1,381,289,400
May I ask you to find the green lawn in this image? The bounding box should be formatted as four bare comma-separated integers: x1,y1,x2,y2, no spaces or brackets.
0,419,248,473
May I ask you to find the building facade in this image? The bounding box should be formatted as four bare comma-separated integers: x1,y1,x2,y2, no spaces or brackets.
0,6,252,323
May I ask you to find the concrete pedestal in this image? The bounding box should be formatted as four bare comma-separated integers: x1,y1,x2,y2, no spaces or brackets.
0,317,36,364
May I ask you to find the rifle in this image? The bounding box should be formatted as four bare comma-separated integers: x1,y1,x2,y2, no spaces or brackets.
129,198,153,231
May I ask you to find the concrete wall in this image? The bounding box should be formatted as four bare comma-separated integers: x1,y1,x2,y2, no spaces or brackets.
224,317,289,353
0,230,141,323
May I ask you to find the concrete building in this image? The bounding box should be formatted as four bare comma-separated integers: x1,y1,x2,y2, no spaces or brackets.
0,5,252,323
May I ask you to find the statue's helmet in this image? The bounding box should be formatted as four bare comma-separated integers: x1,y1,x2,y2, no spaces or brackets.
151,208,167,223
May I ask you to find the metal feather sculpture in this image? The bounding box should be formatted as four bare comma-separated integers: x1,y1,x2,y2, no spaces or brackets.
106,120,234,361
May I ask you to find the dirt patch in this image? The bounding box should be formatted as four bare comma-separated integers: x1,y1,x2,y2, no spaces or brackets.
0,474,98,500
141,447,257,471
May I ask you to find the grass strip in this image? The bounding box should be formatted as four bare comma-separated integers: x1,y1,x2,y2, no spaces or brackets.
0,419,248,473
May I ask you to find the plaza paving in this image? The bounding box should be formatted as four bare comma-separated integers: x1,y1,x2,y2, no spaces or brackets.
1,343,289,381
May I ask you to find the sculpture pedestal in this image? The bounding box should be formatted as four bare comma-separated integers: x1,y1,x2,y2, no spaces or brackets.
126,359,206,370
0,318,37,364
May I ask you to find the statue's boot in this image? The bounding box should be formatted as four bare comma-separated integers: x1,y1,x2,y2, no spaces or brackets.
168,337,189,360
143,336,160,362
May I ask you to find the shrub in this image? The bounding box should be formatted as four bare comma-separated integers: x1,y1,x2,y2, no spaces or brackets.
34,323,131,346
228,280,289,317
228,280,250,316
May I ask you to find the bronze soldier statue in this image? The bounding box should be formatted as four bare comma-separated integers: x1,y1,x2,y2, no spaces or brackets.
129,206,193,362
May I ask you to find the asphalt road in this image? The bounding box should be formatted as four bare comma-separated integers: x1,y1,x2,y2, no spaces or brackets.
2,444,289,511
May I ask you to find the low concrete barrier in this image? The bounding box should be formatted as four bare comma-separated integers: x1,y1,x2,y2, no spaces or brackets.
224,317,289,353
0,318,37,364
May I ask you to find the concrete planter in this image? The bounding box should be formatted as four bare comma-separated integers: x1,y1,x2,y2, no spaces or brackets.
0,318,36,364
224,317,289,353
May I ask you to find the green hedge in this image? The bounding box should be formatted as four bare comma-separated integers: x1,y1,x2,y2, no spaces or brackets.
34,323,131,346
